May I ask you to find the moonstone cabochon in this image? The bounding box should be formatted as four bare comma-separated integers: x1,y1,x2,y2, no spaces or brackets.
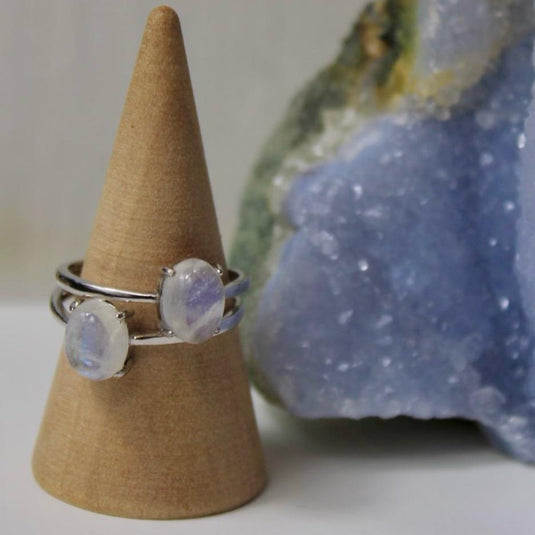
64,299,130,381
159,259,225,344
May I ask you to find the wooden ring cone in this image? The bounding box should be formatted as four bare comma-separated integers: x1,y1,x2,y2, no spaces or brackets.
32,5,266,519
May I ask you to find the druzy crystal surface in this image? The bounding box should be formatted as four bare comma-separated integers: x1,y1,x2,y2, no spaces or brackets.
232,0,535,461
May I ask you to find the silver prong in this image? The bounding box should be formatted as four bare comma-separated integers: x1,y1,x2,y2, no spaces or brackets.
113,356,133,378
161,266,175,277
215,264,224,277
69,298,82,312
162,329,175,337
116,310,128,321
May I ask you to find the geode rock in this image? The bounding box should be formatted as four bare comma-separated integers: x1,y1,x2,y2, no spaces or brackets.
231,0,535,461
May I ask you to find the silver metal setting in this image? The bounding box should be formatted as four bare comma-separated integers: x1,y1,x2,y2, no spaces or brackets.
113,355,134,378
56,260,249,303
50,287,244,347
51,259,249,379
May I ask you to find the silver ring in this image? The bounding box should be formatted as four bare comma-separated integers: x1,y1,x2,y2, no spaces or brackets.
50,258,249,381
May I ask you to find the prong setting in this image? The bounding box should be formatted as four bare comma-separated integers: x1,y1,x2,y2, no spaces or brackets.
69,298,82,312
161,266,175,277
115,310,129,321
113,356,134,378
52,258,249,379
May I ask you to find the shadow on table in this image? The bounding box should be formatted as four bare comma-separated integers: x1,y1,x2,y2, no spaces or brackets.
253,402,508,512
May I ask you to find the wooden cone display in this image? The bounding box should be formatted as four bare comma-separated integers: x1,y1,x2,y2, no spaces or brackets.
32,6,266,519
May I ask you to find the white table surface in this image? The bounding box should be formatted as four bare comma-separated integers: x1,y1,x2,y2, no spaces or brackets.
2,302,535,534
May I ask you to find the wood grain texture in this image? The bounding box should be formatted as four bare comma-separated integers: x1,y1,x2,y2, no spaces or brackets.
32,5,266,519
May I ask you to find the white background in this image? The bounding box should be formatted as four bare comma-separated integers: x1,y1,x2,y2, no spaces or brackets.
0,0,362,298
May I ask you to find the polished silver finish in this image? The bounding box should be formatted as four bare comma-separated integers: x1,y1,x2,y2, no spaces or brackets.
56,261,157,302
50,288,244,346
51,258,249,379
113,356,134,378
56,260,249,302
68,298,82,312
161,266,175,277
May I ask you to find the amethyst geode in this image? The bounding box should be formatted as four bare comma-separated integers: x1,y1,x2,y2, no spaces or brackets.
231,0,535,461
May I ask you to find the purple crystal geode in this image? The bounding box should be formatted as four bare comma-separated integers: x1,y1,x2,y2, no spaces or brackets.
231,0,535,461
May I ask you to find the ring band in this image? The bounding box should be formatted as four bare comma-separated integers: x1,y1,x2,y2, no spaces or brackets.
50,290,244,345
50,258,249,380
55,260,249,302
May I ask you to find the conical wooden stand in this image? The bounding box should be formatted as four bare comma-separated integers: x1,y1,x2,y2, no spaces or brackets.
32,6,266,519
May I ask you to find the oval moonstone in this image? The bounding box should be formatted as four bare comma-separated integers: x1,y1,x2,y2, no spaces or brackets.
160,258,225,344
64,299,129,380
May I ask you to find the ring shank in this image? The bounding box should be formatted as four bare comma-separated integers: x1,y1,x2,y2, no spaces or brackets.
50,287,244,345
51,259,249,346
56,260,249,302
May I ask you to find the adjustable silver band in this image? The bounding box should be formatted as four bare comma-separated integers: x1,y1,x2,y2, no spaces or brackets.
50,287,243,346
55,260,249,302
50,259,248,346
